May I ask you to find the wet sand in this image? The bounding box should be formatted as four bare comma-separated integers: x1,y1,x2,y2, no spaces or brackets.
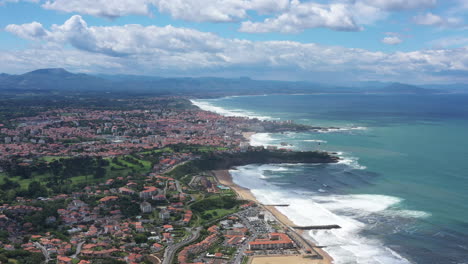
213,170,333,264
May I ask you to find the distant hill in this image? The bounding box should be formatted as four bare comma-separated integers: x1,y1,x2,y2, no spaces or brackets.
0,68,112,92
0,68,459,96
422,83,468,93
376,83,436,94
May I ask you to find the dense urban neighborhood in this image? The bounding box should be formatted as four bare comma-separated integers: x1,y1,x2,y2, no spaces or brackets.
0,96,333,264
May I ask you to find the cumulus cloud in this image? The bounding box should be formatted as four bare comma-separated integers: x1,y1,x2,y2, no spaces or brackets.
238,0,438,34
5,21,48,40
37,0,439,20
41,0,289,21
240,1,361,33
6,15,225,57
0,44,125,74
353,0,436,11
154,0,290,22
4,16,468,83
5,0,441,34
413,12,463,27
42,0,153,19
382,36,403,45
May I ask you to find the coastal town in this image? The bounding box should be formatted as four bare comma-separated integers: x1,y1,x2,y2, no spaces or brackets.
0,97,334,264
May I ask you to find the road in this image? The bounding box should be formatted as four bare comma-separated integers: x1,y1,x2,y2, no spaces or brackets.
162,227,202,264
175,180,183,193
70,241,85,259
33,242,51,263
231,212,258,264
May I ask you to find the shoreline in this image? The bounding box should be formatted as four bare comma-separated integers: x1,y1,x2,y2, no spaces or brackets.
213,169,333,264
242,131,256,142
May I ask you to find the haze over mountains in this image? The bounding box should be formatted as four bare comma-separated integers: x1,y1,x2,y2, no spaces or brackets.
0,68,466,96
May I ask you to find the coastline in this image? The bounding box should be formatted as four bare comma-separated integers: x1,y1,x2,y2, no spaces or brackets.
242,131,256,141
213,169,333,264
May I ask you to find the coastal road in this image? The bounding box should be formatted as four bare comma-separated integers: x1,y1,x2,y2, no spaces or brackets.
162,227,202,264
233,233,256,264
232,212,258,264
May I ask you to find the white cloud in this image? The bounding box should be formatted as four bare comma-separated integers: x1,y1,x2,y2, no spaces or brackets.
413,12,463,27
0,44,125,74
4,16,468,83
42,0,153,18
429,36,468,48
382,36,403,45
354,0,436,10
456,0,468,9
239,1,361,33
37,0,439,20
154,0,290,22
5,21,48,40
41,0,289,21
6,15,225,57
238,0,438,34
4,0,442,34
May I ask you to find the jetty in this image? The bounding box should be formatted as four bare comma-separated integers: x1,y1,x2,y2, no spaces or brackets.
262,204,290,207
292,225,341,230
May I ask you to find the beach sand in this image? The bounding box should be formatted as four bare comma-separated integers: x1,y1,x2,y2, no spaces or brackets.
250,255,331,264
242,132,257,141
212,170,333,264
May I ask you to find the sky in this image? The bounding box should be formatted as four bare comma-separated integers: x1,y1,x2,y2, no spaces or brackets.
0,0,468,84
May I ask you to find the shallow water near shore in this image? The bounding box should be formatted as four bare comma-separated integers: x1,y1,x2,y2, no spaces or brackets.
193,94,468,264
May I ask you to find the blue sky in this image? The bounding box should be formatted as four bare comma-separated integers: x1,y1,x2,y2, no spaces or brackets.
0,0,468,84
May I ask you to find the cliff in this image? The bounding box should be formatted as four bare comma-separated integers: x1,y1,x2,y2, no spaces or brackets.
167,149,338,180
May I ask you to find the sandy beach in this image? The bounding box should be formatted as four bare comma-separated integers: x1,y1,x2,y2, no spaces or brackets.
212,170,333,264
242,132,257,141
250,255,332,264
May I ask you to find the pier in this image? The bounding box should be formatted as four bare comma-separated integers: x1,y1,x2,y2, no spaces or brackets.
262,204,290,207
292,225,341,230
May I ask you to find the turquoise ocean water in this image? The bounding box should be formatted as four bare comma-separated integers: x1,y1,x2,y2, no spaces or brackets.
192,94,468,264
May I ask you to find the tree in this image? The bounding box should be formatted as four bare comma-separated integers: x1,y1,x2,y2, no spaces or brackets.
94,167,107,179
134,234,148,244
0,178,20,191
27,181,47,198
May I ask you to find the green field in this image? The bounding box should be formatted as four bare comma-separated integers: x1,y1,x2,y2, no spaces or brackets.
0,154,153,193
203,208,237,219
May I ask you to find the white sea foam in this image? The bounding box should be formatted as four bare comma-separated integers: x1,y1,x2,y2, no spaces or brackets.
249,133,275,147
190,99,275,120
249,133,298,150
337,155,368,170
230,164,427,264
318,126,369,133
304,139,328,143
382,209,432,219
252,135,366,170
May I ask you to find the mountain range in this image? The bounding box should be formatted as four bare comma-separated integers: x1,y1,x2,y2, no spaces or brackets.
0,68,466,96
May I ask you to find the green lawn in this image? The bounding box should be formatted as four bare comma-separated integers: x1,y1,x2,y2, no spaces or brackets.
204,208,237,219
139,147,173,155
108,156,152,172
0,172,51,189
1,154,153,191
41,156,66,162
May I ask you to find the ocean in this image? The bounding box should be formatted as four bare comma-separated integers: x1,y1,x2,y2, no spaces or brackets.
191,94,468,264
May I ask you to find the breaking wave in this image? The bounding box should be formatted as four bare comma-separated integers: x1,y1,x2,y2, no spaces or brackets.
190,99,275,120
230,164,428,264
